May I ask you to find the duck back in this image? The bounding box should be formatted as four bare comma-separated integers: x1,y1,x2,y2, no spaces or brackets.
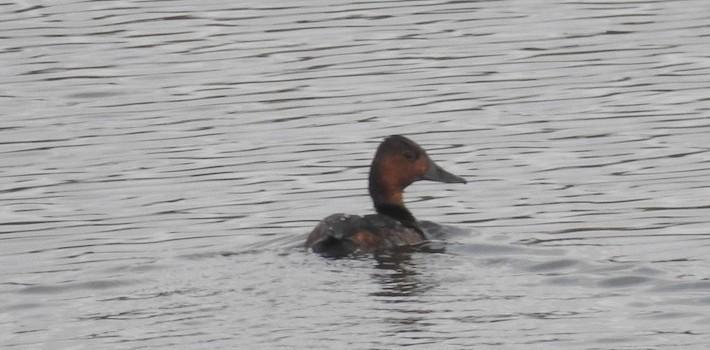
306,213,426,256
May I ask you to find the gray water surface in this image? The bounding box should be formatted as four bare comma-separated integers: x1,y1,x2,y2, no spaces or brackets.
2,0,710,349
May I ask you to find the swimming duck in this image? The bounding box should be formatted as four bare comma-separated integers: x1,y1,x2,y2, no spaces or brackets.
306,135,466,256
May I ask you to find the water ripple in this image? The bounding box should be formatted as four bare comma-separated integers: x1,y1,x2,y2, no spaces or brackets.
2,0,710,348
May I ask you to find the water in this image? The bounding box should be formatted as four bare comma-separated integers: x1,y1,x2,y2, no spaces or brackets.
2,0,710,348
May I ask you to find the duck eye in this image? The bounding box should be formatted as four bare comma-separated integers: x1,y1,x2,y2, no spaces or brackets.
403,151,417,161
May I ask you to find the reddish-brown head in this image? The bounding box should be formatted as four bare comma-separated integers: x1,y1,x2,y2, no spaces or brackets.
368,135,466,207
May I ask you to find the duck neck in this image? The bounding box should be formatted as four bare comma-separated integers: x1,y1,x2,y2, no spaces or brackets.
368,174,421,233
374,203,421,231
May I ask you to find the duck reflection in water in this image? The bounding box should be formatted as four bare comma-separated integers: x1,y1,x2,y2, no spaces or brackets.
306,135,466,257
369,251,439,336
370,251,435,297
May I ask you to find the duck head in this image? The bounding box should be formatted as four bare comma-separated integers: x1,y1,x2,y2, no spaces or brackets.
368,135,466,209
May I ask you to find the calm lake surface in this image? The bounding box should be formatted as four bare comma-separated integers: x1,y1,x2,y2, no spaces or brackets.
2,0,710,349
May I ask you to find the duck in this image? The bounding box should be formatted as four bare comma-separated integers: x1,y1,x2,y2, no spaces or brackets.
306,135,466,256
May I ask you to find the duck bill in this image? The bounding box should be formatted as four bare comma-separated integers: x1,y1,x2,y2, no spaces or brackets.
422,161,466,184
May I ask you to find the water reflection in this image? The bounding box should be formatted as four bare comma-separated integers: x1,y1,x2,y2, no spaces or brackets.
369,252,438,339
370,251,435,298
